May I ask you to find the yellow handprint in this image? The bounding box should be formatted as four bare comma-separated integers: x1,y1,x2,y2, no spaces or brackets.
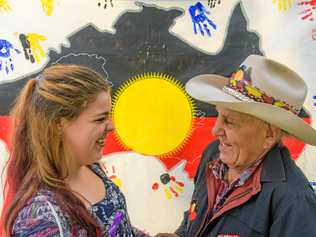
0,0,12,12
100,163,123,189
19,33,47,64
272,0,292,12
27,33,47,63
41,0,54,16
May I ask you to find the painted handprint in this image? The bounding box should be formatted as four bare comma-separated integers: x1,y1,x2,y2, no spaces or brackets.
152,173,184,200
41,0,54,16
208,0,221,8
100,163,122,188
299,0,316,21
97,0,114,9
0,0,11,12
19,33,47,64
0,39,20,74
189,1,217,37
272,0,292,12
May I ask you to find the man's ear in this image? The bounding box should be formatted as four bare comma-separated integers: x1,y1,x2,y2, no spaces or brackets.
263,123,281,149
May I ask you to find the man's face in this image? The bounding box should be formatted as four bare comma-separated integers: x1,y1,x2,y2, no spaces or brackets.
212,106,269,172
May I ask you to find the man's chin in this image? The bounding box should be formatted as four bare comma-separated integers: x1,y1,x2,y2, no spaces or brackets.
219,153,237,166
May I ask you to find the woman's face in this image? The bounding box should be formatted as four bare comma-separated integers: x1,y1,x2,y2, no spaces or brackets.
212,106,272,172
62,91,113,166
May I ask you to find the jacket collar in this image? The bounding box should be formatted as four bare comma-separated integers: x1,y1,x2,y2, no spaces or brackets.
260,144,286,182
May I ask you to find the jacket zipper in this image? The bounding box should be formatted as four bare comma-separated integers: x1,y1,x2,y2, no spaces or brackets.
221,188,253,207
197,188,253,237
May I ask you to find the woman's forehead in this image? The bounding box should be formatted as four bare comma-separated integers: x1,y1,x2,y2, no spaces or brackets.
82,92,111,114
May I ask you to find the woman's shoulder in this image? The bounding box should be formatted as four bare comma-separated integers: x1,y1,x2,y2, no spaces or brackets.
89,162,109,181
12,188,68,236
89,162,124,192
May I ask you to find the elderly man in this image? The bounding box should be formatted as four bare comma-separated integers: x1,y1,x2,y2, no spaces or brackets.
156,55,316,237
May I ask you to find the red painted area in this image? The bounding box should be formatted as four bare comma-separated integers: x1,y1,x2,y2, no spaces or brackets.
0,116,309,179
312,28,316,40
299,0,316,21
0,116,12,150
176,181,184,187
299,0,316,6
169,186,178,197
152,182,159,190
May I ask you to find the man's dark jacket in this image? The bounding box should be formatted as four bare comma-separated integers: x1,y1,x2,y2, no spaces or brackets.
175,140,316,237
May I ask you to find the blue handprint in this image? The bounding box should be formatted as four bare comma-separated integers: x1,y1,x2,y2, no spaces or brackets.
0,39,21,74
189,1,217,37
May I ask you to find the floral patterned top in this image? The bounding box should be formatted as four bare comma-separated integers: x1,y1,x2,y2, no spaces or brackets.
12,163,149,237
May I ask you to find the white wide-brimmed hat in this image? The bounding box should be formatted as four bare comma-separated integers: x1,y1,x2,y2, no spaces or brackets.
185,54,316,145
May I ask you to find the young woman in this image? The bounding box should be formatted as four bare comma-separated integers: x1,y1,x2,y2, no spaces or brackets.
1,65,149,237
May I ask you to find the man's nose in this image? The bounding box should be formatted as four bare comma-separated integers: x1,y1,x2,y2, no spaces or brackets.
212,117,224,137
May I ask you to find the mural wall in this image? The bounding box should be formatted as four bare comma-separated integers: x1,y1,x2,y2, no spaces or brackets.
0,0,315,234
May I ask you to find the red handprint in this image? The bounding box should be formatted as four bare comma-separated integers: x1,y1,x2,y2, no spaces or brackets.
299,0,316,21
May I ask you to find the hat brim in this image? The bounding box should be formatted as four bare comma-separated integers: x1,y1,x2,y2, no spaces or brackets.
185,74,316,146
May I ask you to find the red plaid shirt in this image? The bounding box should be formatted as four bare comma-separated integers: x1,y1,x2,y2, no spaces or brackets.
211,157,263,214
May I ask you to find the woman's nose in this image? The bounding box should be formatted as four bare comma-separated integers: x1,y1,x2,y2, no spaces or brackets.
105,118,114,132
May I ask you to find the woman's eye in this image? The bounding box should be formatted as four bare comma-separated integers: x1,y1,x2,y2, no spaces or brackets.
95,117,105,122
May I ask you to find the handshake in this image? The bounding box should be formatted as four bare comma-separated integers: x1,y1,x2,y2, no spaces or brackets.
154,234,180,237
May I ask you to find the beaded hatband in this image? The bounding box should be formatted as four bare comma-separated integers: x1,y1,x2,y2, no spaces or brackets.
222,66,300,115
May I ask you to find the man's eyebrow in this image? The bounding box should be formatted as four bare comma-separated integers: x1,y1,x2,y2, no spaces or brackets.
219,112,233,119
222,113,241,123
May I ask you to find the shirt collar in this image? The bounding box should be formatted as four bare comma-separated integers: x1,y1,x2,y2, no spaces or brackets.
211,155,263,186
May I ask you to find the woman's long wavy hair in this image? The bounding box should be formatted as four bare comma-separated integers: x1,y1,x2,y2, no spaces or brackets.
1,64,110,236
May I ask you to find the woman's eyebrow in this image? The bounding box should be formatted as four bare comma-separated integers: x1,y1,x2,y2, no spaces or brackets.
93,111,110,118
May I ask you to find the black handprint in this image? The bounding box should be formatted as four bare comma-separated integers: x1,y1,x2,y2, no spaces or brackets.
208,0,221,8
97,0,114,9
19,34,35,63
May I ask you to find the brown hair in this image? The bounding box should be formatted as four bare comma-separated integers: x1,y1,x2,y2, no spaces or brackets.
1,64,110,236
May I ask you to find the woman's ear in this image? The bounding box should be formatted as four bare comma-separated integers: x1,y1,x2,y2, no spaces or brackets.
57,118,66,135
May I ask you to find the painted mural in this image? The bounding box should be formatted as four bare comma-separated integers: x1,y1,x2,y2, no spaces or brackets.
0,0,315,234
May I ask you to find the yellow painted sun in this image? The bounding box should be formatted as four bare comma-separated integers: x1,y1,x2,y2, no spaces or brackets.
112,72,195,157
